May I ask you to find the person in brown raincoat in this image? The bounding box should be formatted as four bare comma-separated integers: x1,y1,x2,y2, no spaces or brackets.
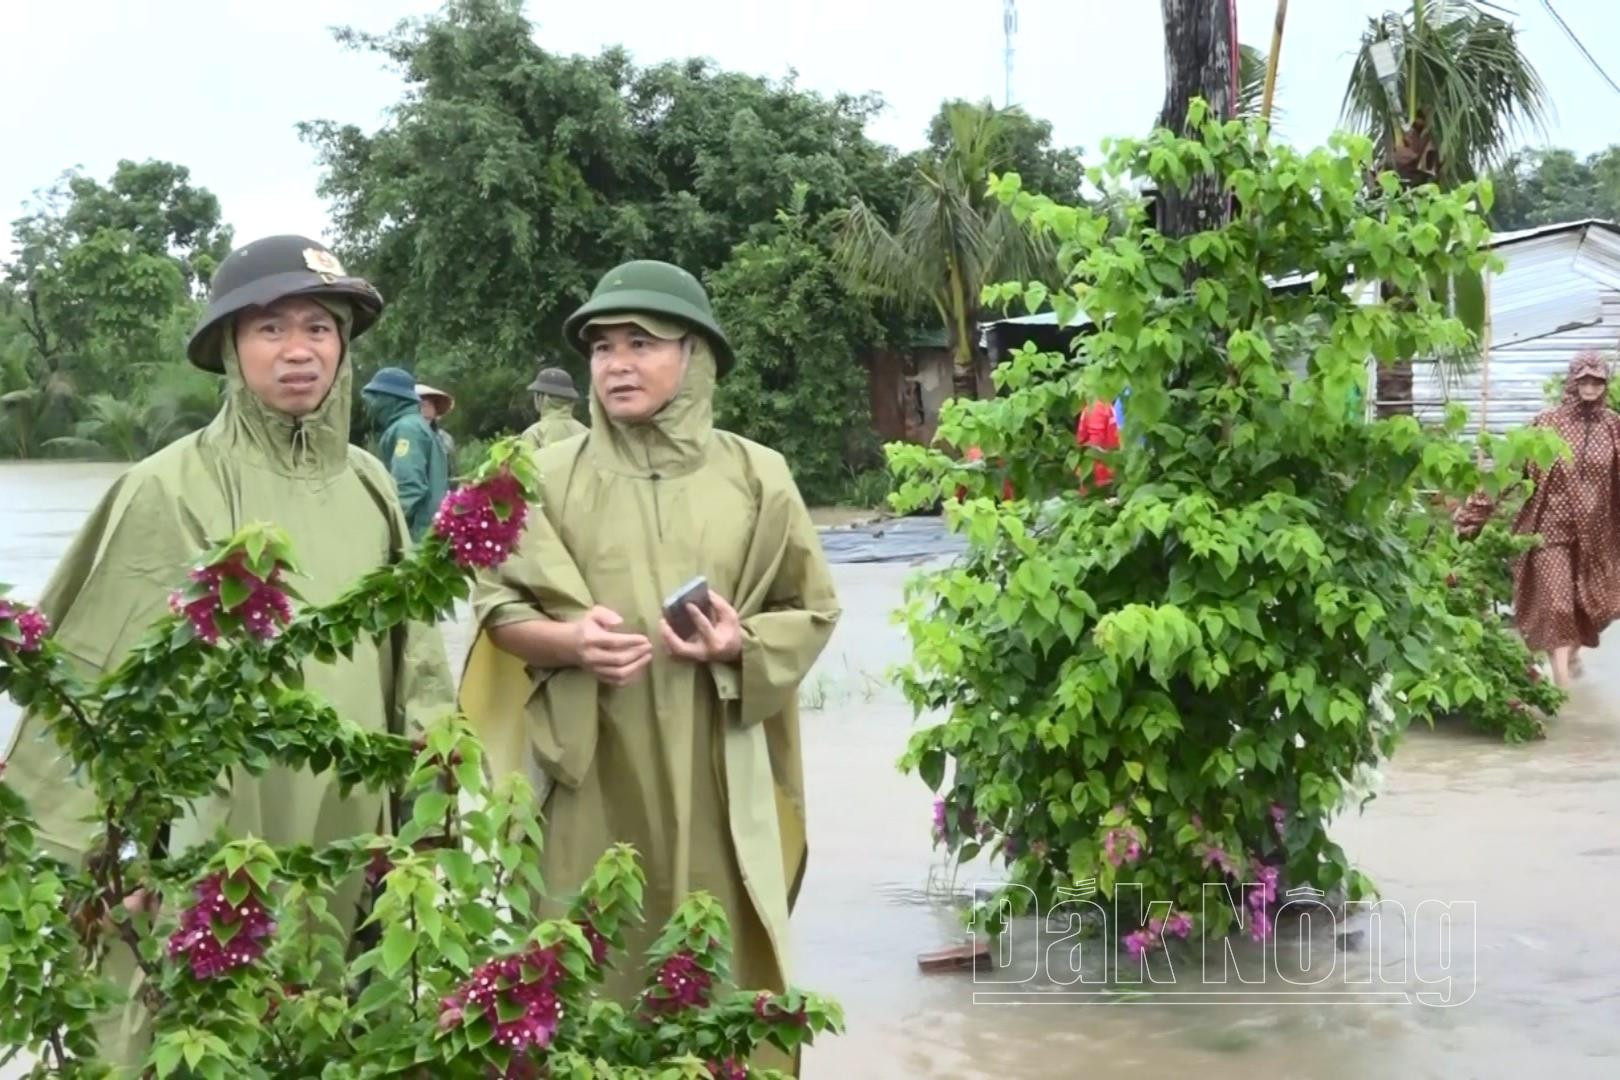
458,260,839,1012
1456,351,1620,686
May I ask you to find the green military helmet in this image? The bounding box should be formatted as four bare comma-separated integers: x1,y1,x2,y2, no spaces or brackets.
562,260,735,375
187,234,384,372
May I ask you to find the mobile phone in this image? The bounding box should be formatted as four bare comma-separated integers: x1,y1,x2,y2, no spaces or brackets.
662,575,713,641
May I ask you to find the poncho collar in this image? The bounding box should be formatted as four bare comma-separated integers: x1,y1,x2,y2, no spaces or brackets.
199,298,356,480
585,327,715,479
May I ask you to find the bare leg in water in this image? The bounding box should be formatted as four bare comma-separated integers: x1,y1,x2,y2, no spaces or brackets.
1570,646,1584,676
1552,646,1574,688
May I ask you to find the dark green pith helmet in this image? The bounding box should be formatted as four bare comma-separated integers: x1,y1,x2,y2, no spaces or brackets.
562,260,734,375
187,235,384,372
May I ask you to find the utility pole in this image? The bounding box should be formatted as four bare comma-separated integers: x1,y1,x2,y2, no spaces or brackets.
1004,0,1018,107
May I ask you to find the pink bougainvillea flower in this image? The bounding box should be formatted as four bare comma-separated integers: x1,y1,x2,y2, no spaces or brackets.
708,1059,748,1080
931,797,947,842
1104,827,1144,868
438,944,565,1052
577,917,610,966
166,873,276,980
432,469,527,568
0,599,50,653
1270,803,1287,840
1165,912,1194,939
644,949,713,1013
168,558,293,644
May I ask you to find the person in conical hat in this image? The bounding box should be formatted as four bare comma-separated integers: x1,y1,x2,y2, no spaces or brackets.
416,381,457,459
2,234,455,1067
459,259,839,1012
519,364,588,450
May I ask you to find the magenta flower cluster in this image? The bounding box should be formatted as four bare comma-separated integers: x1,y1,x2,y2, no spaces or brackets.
643,949,713,1013
166,873,276,980
438,944,565,1053
1123,911,1195,959
169,558,292,644
432,470,528,568
0,599,50,653
1103,826,1144,867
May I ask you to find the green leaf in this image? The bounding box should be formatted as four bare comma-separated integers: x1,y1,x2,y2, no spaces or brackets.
218,574,251,612
381,923,416,975
918,748,945,792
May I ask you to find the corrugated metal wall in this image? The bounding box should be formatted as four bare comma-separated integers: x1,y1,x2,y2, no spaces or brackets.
1409,226,1620,435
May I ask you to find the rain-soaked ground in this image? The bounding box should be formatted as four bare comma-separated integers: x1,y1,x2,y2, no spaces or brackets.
3,462,1618,1078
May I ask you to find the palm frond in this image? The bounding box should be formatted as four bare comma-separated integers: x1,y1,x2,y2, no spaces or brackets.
830,198,932,312
1341,0,1547,184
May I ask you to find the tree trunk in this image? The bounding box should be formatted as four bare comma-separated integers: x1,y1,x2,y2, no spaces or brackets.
1157,0,1238,238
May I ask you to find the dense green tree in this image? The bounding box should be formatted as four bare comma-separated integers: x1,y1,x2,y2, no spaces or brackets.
1488,145,1620,230
709,188,882,504
302,0,903,440
1,160,225,457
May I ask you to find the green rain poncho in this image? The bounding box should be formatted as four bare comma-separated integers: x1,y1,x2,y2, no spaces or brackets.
2,301,454,1060
461,336,838,996
519,394,588,451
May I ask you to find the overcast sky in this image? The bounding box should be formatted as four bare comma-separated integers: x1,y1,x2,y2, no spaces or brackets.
5,0,1618,255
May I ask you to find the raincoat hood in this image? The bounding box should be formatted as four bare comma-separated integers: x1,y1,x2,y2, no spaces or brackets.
537,394,577,419
1562,352,1612,408
364,388,421,436
586,321,715,479
203,297,356,481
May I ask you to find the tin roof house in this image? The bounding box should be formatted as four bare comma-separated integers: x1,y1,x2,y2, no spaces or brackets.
1407,219,1620,434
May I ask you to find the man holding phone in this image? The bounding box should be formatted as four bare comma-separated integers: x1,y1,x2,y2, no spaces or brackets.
459,260,839,1009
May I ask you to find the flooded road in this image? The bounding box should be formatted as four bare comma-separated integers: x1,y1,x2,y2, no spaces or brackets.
4,463,1618,1078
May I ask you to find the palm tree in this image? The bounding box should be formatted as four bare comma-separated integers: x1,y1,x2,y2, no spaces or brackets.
832,101,1056,398
1341,0,1548,416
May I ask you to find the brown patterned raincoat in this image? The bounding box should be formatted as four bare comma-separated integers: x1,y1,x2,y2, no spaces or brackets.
1456,353,1620,651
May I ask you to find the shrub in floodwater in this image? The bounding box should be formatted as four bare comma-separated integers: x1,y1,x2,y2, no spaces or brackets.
1428,493,1565,741
886,105,1564,941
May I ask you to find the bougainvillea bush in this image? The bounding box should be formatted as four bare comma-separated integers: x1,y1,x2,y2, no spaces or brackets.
885,106,1564,948
1428,494,1565,742
0,439,838,1077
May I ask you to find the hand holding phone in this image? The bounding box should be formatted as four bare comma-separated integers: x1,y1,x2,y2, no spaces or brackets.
662,576,714,642
659,577,742,664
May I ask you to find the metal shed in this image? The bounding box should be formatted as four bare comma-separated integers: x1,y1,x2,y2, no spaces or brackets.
1410,219,1620,434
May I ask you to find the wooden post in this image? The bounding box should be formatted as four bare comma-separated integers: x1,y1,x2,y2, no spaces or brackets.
1261,0,1287,121
1478,266,1494,435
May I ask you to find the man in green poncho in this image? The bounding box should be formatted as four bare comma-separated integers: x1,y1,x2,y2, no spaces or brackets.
361,366,450,541
2,234,455,1066
459,261,839,1006
519,364,588,450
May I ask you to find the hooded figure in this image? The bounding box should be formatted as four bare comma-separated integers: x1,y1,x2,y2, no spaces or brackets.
2,234,454,1063
1456,351,1620,685
417,382,457,461
459,260,839,1006
520,365,589,450
362,367,449,541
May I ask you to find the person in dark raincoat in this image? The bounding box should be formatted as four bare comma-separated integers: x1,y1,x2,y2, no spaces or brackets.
1,234,454,1066
1456,351,1620,686
520,365,588,450
361,367,450,541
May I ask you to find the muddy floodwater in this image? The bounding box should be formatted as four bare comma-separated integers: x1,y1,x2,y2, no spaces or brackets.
4,462,1619,1078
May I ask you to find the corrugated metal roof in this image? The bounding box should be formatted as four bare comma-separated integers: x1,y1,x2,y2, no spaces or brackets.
1412,221,1620,434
